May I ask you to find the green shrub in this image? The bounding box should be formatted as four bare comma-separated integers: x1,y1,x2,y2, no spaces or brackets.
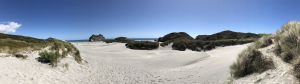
37,51,61,67
187,40,215,51
114,37,130,43
230,47,274,78
161,39,253,52
126,41,159,50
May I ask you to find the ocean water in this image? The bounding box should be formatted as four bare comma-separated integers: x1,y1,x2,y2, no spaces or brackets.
67,38,157,42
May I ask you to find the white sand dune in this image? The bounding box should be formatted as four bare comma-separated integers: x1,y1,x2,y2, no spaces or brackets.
73,42,249,84
0,42,249,84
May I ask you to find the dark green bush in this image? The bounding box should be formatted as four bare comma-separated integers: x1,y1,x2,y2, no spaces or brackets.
158,32,194,42
158,31,257,52
186,40,215,51
172,40,189,51
160,40,173,47
126,41,159,50
115,37,130,43
230,47,274,78
196,30,260,41
105,37,132,43
37,51,61,67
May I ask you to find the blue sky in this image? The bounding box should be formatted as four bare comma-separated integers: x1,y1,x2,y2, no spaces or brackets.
0,0,300,40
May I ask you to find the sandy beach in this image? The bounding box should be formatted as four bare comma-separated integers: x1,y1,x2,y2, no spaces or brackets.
73,42,249,84
0,42,249,84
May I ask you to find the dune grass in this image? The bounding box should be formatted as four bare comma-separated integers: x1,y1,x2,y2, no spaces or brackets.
230,36,274,78
230,46,274,78
273,21,300,81
38,51,60,67
274,22,300,64
45,38,82,63
253,36,273,49
0,33,82,66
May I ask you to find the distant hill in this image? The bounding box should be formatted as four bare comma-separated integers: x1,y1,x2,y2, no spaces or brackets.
196,30,260,41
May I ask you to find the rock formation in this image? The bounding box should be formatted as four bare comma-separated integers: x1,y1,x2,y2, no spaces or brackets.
89,34,105,42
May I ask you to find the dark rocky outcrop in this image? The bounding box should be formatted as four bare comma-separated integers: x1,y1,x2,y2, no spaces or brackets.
89,34,105,42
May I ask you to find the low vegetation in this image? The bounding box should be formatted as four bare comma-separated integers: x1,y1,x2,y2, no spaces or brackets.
0,33,82,66
105,37,133,43
158,32,194,42
0,33,47,54
230,35,274,78
294,62,300,80
253,36,273,48
274,22,300,64
37,51,60,67
126,41,159,50
231,22,300,80
230,46,274,78
195,30,260,41
171,38,192,51
272,21,300,81
159,31,260,51
46,38,82,63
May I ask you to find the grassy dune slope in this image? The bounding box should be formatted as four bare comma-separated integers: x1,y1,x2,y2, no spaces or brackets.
0,33,82,65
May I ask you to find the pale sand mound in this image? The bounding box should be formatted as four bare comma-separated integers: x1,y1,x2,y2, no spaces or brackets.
232,44,300,84
0,42,249,84
73,42,249,84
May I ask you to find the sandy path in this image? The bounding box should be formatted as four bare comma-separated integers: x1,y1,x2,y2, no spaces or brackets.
74,42,249,84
